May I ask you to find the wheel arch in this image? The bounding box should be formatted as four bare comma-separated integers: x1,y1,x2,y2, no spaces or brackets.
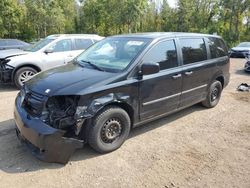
99,102,135,127
210,70,225,89
12,64,42,81
215,75,224,88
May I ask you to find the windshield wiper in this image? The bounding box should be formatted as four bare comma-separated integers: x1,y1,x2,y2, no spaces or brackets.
79,60,105,71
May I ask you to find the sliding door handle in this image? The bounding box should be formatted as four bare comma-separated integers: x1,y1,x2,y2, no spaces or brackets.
184,71,193,76
172,74,182,79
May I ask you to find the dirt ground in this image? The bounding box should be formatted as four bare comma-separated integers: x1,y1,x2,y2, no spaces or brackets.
0,58,249,188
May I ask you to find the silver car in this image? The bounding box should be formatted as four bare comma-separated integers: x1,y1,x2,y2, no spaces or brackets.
0,34,104,88
230,42,250,58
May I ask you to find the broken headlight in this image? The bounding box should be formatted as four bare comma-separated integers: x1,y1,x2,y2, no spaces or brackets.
41,96,89,136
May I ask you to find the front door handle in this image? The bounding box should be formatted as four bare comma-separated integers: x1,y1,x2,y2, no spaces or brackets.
172,74,182,79
184,71,193,76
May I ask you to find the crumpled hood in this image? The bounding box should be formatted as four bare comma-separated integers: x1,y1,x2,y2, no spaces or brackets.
231,47,250,51
26,63,117,96
0,49,29,59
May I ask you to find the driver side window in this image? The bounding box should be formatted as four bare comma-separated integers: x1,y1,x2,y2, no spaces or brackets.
143,40,178,71
50,39,72,52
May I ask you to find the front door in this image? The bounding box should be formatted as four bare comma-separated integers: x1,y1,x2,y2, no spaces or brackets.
42,39,74,70
139,39,182,121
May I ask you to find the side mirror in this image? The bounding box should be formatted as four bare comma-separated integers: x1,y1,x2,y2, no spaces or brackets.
44,48,53,54
140,62,160,75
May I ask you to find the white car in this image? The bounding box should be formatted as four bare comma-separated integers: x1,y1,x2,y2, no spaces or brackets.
0,34,104,88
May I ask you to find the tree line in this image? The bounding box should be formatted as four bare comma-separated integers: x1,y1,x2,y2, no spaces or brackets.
0,0,249,46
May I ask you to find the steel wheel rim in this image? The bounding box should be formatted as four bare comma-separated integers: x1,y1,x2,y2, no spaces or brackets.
101,118,122,143
19,71,35,84
211,87,219,101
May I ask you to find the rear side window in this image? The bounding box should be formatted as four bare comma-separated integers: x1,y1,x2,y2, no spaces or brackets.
208,37,228,58
143,40,178,70
180,38,207,65
75,39,93,50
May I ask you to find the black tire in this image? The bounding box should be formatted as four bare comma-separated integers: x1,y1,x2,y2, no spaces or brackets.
88,106,131,153
202,80,222,108
14,67,37,89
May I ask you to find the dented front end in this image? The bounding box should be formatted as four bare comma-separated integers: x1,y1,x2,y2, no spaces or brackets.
14,87,90,164
14,82,136,164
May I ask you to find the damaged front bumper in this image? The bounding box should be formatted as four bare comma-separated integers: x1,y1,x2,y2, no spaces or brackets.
0,60,13,83
14,95,85,164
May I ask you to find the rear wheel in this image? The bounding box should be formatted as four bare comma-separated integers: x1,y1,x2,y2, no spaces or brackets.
88,106,131,153
202,80,222,108
14,67,37,89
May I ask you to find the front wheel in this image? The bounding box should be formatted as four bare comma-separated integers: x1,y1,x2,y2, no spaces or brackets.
14,67,37,89
202,80,222,108
88,106,131,153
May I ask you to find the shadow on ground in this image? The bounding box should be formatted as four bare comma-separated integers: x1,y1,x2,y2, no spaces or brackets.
0,104,205,174
0,84,18,92
235,68,250,76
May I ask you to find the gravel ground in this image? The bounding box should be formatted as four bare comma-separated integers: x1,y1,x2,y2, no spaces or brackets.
0,58,249,188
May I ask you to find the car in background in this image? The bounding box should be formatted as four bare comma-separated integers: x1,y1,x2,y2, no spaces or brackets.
0,34,104,88
230,42,250,58
0,39,29,50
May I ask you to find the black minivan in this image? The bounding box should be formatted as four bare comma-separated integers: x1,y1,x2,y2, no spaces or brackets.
14,32,230,163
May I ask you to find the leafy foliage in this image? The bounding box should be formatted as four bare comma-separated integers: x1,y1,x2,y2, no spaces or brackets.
0,0,249,46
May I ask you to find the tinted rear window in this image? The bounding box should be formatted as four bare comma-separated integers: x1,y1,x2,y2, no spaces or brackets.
180,38,207,65
208,37,228,58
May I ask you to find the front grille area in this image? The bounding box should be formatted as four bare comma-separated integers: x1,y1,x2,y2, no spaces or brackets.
0,59,13,82
22,88,46,116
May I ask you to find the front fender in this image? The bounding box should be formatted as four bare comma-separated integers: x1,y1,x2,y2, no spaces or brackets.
79,93,134,119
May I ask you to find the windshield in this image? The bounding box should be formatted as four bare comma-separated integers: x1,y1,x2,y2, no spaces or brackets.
237,42,250,47
24,38,55,52
76,37,150,72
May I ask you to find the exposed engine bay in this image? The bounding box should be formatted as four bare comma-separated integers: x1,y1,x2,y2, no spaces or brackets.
41,96,85,136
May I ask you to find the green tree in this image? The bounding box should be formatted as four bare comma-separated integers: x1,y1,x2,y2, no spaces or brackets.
0,0,249,47
160,0,177,31
0,0,23,38
79,0,147,36
58,0,78,33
